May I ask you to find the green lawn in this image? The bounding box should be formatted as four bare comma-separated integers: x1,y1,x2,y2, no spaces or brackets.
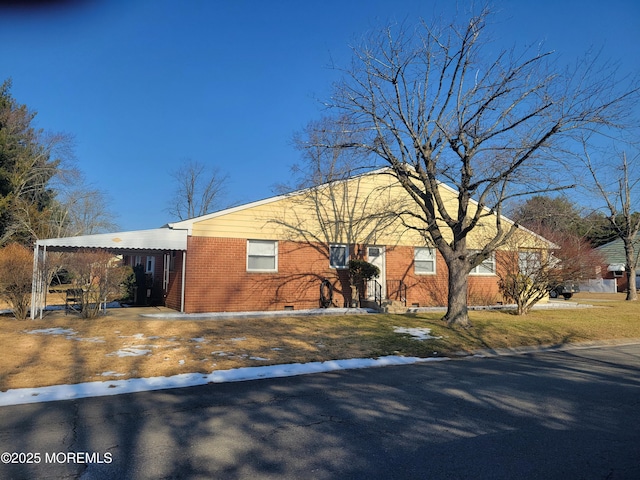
362,296,640,358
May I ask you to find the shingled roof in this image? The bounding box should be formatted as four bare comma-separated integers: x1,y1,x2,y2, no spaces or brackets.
596,234,640,270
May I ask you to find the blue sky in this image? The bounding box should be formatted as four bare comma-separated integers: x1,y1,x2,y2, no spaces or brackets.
1,0,639,232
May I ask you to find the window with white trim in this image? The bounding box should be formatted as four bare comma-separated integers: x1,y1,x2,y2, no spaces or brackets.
414,247,436,274
247,240,278,272
329,244,349,269
470,251,495,275
518,251,541,276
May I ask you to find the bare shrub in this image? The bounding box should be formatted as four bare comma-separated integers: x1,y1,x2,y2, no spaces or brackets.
64,249,132,318
0,243,34,320
498,229,605,314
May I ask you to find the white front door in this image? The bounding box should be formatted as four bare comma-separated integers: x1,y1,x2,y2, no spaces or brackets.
367,246,386,300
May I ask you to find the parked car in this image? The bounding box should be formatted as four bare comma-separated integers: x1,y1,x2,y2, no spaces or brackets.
549,282,580,299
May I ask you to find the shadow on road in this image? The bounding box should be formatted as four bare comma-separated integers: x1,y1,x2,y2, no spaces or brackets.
1,344,639,479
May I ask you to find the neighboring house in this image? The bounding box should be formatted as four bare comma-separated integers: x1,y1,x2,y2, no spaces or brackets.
595,235,640,293
31,168,552,316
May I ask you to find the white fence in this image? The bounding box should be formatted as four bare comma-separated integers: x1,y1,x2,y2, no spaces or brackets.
579,278,617,293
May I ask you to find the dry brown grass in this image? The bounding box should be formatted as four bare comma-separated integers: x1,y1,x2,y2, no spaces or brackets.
1,292,639,391
0,307,388,391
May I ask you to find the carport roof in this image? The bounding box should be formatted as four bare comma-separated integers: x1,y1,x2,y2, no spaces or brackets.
36,228,188,252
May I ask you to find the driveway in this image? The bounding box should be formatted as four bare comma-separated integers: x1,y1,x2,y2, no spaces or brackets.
1,343,639,479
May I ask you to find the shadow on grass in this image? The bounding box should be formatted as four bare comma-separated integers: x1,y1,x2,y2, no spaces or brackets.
1,341,640,478
374,309,597,358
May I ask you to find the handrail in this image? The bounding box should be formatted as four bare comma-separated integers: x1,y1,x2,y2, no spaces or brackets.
387,279,407,306
366,279,382,308
399,280,407,306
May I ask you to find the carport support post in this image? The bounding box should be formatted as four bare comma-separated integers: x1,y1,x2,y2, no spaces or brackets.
31,243,47,320
180,251,186,313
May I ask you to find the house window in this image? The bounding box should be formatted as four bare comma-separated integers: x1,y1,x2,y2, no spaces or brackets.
414,247,436,274
247,240,278,272
146,256,155,274
329,244,349,269
518,251,541,276
470,251,495,275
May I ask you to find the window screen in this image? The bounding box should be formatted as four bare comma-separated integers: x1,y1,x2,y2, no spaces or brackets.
414,247,436,274
247,240,277,271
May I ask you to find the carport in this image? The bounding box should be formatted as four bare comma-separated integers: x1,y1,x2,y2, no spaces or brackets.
31,228,189,319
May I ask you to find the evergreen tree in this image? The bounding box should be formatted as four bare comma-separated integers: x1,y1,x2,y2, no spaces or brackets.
0,79,61,245
512,196,585,236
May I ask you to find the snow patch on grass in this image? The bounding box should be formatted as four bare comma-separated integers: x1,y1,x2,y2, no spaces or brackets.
74,337,105,343
393,326,443,341
25,328,105,343
26,328,76,336
107,347,152,357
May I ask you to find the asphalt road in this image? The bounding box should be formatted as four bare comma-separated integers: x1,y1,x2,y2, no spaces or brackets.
1,343,639,480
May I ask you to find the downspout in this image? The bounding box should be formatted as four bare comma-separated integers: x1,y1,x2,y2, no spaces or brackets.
180,250,186,313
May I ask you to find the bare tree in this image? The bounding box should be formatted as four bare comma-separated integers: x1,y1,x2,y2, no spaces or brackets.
55,186,119,237
10,184,118,242
276,116,403,248
167,159,228,220
0,79,117,246
10,169,119,303
271,117,405,307
584,146,640,300
323,7,637,326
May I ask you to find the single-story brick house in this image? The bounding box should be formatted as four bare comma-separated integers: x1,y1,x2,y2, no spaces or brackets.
595,235,640,293
31,168,551,316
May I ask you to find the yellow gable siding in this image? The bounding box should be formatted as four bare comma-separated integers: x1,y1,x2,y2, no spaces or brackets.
189,171,543,249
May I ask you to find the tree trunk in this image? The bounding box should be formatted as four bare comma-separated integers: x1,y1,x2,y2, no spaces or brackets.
626,267,638,301
624,241,638,301
443,257,471,328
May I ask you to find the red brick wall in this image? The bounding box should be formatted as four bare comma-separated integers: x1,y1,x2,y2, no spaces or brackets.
171,237,354,313
165,251,184,311
166,238,504,313
385,246,502,307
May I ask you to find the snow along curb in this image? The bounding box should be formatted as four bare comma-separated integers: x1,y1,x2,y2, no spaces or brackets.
0,355,447,407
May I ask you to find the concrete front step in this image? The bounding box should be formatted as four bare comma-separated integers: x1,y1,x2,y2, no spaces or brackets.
380,299,408,314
